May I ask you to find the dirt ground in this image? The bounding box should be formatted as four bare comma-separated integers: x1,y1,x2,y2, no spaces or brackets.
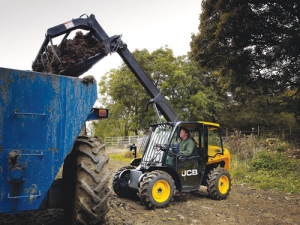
1,149,300,225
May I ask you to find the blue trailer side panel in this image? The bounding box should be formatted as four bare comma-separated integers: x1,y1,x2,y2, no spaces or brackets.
0,67,97,213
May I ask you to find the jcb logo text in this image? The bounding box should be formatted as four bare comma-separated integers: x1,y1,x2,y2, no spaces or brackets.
181,169,198,177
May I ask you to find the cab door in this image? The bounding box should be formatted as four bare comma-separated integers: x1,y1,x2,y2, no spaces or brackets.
173,124,204,191
176,153,201,190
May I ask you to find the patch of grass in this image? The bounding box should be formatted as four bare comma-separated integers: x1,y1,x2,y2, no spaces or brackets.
224,134,264,160
229,154,249,182
109,153,133,162
231,150,300,194
268,140,292,152
224,134,296,160
109,150,142,163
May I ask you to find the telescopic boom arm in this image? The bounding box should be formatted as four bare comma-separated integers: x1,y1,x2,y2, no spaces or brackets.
34,14,180,122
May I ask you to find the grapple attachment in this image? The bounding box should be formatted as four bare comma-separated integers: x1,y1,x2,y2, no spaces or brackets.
32,14,125,77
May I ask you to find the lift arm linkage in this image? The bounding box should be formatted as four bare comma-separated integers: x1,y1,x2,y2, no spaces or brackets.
34,14,180,122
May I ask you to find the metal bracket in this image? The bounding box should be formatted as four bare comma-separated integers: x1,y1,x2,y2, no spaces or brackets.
7,191,41,199
19,152,44,157
14,112,46,119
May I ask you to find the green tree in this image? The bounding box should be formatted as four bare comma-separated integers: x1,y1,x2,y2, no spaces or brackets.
220,92,296,132
190,0,300,101
98,66,151,136
93,47,221,137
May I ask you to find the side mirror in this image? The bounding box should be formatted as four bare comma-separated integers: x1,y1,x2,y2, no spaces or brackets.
172,142,180,154
86,108,109,121
129,144,137,158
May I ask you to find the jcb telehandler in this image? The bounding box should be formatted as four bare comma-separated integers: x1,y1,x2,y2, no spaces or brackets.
32,14,232,209
114,122,231,209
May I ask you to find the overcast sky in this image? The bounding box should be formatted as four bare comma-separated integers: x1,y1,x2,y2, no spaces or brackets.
0,0,201,82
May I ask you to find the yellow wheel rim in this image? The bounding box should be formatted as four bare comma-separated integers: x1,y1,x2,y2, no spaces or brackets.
218,175,230,194
152,180,171,203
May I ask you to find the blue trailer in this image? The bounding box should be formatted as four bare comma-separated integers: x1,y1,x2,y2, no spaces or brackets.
0,67,110,224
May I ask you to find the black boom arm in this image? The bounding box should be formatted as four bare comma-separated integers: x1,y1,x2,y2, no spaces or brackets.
34,14,180,122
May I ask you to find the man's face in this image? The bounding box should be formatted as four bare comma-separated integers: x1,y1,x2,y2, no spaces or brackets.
180,129,188,140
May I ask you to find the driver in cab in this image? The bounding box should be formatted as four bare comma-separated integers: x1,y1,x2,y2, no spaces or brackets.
179,127,195,156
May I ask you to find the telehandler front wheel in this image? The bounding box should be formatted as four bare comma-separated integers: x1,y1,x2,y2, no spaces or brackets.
112,166,138,199
139,170,175,209
207,167,231,200
63,136,111,225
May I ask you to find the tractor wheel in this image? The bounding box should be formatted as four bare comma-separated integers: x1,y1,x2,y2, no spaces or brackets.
207,167,231,200
139,170,175,209
63,136,111,225
112,166,137,199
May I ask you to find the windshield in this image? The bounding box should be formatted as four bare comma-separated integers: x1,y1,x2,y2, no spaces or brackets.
140,124,173,168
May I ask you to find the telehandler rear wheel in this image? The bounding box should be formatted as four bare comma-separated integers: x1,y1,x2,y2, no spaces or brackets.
63,136,111,225
112,166,138,199
139,170,175,209
207,167,231,200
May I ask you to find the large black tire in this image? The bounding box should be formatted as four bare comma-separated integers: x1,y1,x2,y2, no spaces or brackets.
139,170,175,209
63,136,111,225
112,166,137,199
207,167,231,200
